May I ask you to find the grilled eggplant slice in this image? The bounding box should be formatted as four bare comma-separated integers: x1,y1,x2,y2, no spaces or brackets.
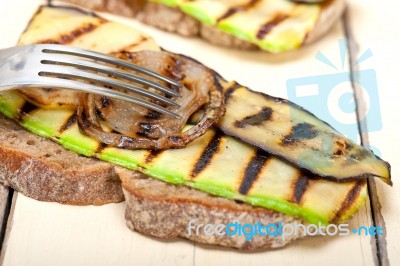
219,83,392,185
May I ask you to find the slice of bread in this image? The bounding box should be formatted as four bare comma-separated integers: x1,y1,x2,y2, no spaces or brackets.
63,0,345,51
0,114,124,205
119,169,306,250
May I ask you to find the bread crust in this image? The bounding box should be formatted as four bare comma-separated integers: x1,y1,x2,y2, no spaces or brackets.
0,114,124,205
120,170,307,250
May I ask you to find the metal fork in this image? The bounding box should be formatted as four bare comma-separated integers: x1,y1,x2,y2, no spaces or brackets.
0,44,181,118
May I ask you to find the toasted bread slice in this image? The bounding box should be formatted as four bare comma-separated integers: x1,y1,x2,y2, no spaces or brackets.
0,114,124,205
63,0,345,51
119,169,306,250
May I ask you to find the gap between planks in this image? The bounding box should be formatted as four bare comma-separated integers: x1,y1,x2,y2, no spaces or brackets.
0,186,16,261
342,7,389,266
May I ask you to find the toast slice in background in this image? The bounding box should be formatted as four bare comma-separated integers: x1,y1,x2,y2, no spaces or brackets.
62,0,346,52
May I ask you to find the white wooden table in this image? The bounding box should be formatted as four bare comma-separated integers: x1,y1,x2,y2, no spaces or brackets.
0,0,399,265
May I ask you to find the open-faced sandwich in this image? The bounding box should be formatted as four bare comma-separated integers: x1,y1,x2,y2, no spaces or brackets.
62,0,346,53
0,5,391,250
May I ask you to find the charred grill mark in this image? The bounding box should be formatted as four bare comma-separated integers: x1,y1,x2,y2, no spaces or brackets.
18,101,39,120
100,96,111,109
234,107,273,128
96,142,108,153
217,0,260,22
59,112,78,133
190,132,222,178
345,141,353,151
238,150,270,195
114,36,149,52
77,106,98,132
330,181,365,224
171,58,184,81
155,55,183,90
145,150,163,164
256,14,289,39
117,136,135,148
291,173,310,204
38,20,107,44
168,135,183,143
256,90,337,130
224,83,241,101
116,50,136,61
136,132,147,137
144,110,162,120
95,107,105,121
283,123,319,145
137,122,156,137
213,74,224,92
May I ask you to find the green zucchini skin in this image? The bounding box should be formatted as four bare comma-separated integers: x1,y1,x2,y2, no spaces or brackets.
0,6,371,226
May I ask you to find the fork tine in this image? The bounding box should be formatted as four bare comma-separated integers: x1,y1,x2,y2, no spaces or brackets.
40,53,179,97
38,64,179,108
13,78,181,119
40,45,181,89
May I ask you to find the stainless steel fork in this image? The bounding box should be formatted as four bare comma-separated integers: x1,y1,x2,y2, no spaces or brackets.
0,44,181,118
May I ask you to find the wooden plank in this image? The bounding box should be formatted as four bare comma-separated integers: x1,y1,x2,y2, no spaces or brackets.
2,194,194,266
345,1,400,265
0,0,43,259
342,9,382,265
0,1,380,265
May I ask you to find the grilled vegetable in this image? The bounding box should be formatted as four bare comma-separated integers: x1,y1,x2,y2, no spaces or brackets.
77,50,224,149
151,0,323,53
219,83,392,185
